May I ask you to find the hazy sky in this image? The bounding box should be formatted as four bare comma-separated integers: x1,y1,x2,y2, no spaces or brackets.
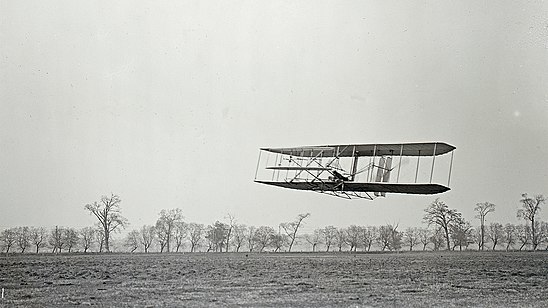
1,1,547,234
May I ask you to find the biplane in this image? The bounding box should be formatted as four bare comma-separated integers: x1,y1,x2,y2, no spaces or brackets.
254,142,455,200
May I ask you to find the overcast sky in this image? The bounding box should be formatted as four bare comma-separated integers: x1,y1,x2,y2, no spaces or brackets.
1,1,547,234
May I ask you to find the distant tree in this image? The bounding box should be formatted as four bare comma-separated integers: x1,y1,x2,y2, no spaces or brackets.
15,226,31,253
487,222,504,250
404,227,420,251
360,226,375,252
540,221,548,250
224,214,236,252
345,225,362,252
139,225,155,253
80,227,95,253
125,230,140,252
423,199,462,250
335,228,347,252
280,213,310,252
232,224,247,252
503,223,516,251
321,226,337,252
155,208,184,253
270,233,286,252
84,194,128,252
377,224,401,251
417,228,431,251
49,226,64,253
430,227,446,251
474,202,496,251
253,226,275,252
30,227,48,253
1,228,16,253
304,229,322,252
63,228,80,253
516,224,531,250
205,221,229,252
517,193,546,250
246,226,257,252
95,227,105,252
473,226,483,250
450,218,473,251
188,223,205,252
173,222,188,252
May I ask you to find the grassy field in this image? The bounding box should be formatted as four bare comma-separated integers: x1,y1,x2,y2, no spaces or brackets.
1,251,547,307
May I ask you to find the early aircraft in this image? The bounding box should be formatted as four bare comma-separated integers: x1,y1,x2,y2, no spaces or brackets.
254,142,455,200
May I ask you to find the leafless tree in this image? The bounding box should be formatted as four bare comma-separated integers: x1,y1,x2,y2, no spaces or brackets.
450,218,473,251
516,224,531,250
503,223,516,251
174,222,188,252
155,208,184,253
80,227,95,253
280,213,310,252
84,194,128,252
15,226,30,253
270,233,286,252
487,222,504,250
205,221,228,252
474,202,496,251
417,228,431,251
1,228,16,253
125,230,140,252
49,226,64,253
253,226,275,252
360,226,375,252
404,227,420,251
335,227,347,252
30,227,48,253
473,226,482,250
246,226,257,252
345,225,362,252
224,214,236,252
156,226,168,252
63,228,79,253
540,221,548,250
140,225,155,253
304,229,322,252
423,199,462,250
430,227,446,251
188,223,205,252
377,224,401,251
517,193,545,250
232,224,247,252
95,227,105,252
321,226,337,252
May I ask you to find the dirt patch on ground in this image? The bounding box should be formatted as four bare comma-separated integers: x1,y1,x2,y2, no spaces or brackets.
1,251,547,307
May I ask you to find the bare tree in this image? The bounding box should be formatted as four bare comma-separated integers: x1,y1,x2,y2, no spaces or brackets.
205,221,228,252
188,223,205,252
474,202,496,251
270,233,286,252
516,224,531,250
232,224,247,252
174,222,188,252
430,227,446,251
155,208,184,253
404,227,420,251
503,223,516,251
224,214,236,252
304,229,322,252
360,226,376,252
84,194,128,252
95,227,105,252
487,222,504,250
30,227,48,253
125,230,140,252
423,199,462,250
345,225,362,252
49,226,64,253
321,226,337,252
15,227,30,253
517,193,545,250
377,224,401,251
140,225,155,253
246,226,257,252
1,228,16,253
63,228,79,253
253,226,275,252
450,218,473,251
80,227,95,253
280,213,310,252
417,228,431,251
335,227,347,252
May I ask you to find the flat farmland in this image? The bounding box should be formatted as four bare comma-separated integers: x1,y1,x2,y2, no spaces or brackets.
1,251,547,307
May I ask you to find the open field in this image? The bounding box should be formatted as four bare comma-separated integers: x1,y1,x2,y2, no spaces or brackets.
1,251,547,307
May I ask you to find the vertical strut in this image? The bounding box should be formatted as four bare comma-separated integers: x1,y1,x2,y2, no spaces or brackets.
397,144,403,183
415,150,421,183
448,150,454,186
254,150,262,180
430,143,437,183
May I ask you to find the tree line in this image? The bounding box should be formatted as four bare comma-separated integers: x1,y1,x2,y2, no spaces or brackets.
1,193,546,254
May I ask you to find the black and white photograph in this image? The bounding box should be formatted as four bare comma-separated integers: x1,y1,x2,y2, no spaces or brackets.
1,1,547,306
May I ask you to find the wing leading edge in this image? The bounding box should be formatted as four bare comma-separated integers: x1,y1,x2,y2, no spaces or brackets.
255,181,450,195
